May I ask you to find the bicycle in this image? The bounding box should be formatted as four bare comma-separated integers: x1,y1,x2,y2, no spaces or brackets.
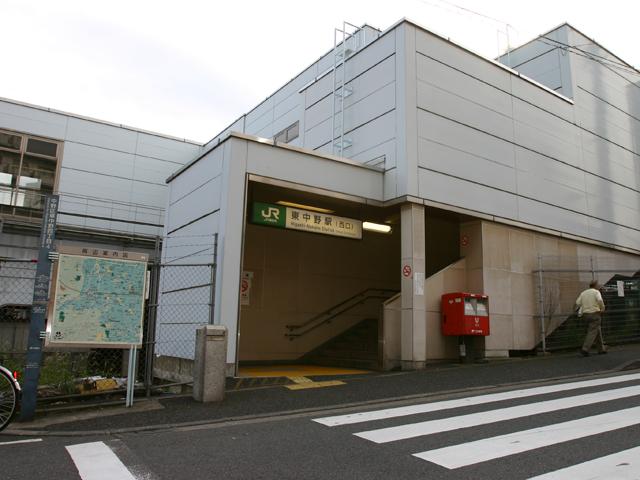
0,365,21,432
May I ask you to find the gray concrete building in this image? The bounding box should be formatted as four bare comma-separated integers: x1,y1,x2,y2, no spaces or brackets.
1,19,638,378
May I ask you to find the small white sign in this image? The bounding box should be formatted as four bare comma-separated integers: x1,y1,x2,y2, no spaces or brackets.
617,280,625,297
240,271,253,306
414,272,425,296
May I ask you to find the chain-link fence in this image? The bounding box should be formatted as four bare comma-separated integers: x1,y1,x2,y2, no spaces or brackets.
0,255,216,402
535,255,640,352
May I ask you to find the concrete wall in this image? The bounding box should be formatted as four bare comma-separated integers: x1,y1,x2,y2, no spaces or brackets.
460,220,640,357
239,222,400,361
0,98,202,240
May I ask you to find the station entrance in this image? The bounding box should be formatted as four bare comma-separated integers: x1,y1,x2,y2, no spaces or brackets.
237,181,400,373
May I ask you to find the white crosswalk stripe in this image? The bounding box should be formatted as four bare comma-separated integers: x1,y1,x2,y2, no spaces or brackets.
314,372,640,427
413,406,640,468
355,385,640,443
66,442,137,480
312,374,640,475
527,445,640,479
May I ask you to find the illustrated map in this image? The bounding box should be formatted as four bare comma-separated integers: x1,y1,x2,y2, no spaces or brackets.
49,254,147,346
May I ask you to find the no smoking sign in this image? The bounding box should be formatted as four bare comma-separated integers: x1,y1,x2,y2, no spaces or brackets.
402,264,412,278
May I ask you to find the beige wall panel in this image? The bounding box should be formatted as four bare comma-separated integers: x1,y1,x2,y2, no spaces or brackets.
512,315,538,350
509,229,536,273
483,269,513,316
482,223,511,270
485,314,513,352
460,222,483,270
511,273,535,317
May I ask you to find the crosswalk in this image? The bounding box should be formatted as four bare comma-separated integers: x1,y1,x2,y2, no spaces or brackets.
313,372,640,478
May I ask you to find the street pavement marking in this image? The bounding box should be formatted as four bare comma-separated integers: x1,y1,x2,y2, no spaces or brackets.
354,385,640,443
66,441,136,480
313,372,640,426
413,406,640,469
0,438,43,446
286,376,345,390
527,445,640,479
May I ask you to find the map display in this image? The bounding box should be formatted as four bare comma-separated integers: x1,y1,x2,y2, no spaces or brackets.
48,252,147,348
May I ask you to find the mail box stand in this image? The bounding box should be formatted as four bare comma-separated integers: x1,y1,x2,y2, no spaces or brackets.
442,293,490,364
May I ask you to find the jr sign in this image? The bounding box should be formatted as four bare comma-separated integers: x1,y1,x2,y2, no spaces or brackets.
251,202,362,239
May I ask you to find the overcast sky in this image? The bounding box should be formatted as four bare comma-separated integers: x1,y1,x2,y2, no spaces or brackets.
2,0,638,142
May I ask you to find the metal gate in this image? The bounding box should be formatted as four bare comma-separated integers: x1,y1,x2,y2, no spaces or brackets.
534,255,640,352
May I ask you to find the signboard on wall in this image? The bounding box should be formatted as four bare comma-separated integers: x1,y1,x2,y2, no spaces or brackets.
251,202,362,239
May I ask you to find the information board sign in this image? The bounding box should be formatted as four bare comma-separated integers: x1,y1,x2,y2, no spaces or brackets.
47,247,148,348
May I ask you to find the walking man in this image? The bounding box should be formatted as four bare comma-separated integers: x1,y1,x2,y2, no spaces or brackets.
575,280,606,356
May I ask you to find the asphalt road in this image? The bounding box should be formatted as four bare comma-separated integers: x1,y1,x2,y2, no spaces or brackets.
3,370,640,479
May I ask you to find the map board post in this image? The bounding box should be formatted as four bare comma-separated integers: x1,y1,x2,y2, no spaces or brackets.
47,247,148,407
20,194,58,421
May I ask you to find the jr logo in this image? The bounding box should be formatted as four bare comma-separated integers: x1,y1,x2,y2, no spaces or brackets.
261,207,280,221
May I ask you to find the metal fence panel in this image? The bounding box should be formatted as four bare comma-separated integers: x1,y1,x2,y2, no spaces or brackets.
535,255,640,352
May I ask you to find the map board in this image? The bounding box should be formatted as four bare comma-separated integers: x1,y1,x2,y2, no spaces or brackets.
47,248,148,348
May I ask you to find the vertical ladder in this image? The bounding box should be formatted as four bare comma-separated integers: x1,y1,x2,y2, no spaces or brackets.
331,22,361,157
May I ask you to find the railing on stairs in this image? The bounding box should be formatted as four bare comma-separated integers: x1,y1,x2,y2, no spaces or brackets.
285,288,398,340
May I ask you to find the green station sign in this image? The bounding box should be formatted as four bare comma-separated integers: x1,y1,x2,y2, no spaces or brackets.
251,202,362,239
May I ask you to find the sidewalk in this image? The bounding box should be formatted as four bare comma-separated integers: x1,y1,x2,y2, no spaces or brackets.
6,344,640,436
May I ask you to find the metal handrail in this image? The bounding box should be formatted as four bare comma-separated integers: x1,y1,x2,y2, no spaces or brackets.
285,288,398,340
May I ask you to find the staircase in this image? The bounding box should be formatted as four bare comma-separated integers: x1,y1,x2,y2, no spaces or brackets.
301,318,379,370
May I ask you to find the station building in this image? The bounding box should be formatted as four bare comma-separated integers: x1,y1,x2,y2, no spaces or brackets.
2,19,639,378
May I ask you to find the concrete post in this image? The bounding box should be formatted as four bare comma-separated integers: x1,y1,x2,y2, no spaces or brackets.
400,203,426,370
193,325,227,402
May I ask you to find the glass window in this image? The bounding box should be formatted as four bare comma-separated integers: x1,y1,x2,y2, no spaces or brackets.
286,121,299,142
0,132,21,151
26,138,57,157
0,130,60,214
274,121,299,144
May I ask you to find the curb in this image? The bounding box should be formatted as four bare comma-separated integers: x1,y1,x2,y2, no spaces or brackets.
5,363,640,438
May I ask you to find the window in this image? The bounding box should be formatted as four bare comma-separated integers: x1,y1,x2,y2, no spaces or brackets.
273,121,299,144
0,129,60,214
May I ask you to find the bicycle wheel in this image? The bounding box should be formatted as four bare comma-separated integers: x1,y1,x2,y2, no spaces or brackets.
0,369,18,432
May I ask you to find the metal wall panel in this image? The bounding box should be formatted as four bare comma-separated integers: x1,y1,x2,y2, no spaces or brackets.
0,100,68,139
136,133,201,163
344,110,396,162
58,168,134,205
245,141,384,201
65,116,139,153
588,217,639,249
512,50,563,91
417,54,513,117
417,81,514,140
351,138,395,170
166,176,222,233
169,148,224,204
517,197,590,238
419,137,517,192
417,109,515,168
510,78,575,121
415,32,511,91
61,141,136,179
132,155,182,185
417,168,518,219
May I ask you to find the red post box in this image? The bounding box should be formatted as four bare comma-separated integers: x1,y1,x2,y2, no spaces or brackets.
441,292,490,336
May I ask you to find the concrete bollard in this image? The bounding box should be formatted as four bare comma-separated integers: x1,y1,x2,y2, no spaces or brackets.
193,325,227,402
